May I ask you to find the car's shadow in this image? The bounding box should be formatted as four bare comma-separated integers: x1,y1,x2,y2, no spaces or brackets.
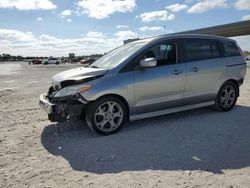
41,105,250,174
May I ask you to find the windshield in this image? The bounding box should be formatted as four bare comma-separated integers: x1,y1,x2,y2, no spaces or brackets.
90,40,148,69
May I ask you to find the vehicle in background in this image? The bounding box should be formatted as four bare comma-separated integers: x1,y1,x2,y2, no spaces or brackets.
39,34,246,135
28,59,42,65
246,56,250,61
32,59,42,65
42,57,60,65
80,58,96,67
60,58,67,64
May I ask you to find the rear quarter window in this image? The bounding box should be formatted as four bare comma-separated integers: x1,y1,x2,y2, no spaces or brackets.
222,40,240,57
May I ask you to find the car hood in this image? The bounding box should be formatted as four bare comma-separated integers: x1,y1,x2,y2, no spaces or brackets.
52,67,108,84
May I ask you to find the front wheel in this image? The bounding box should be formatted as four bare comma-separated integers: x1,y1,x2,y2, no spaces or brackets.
214,81,238,111
86,96,127,135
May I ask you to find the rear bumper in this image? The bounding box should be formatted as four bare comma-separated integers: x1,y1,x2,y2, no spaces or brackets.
39,93,83,122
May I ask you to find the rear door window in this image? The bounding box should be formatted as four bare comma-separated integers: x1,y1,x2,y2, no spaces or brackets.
183,39,212,62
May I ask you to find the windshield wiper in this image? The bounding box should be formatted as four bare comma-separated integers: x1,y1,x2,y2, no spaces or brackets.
90,65,99,68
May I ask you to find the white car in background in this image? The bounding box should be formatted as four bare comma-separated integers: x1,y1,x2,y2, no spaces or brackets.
245,56,250,61
42,58,60,65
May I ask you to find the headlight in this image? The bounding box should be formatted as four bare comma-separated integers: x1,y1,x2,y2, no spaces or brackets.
54,85,91,98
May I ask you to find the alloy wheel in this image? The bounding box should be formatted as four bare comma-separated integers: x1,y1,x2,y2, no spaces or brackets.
219,85,236,108
94,101,123,132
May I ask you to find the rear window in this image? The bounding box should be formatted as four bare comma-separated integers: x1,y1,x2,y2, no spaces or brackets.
222,40,240,57
183,39,212,62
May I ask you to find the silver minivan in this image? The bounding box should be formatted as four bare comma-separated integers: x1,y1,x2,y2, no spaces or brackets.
39,34,246,135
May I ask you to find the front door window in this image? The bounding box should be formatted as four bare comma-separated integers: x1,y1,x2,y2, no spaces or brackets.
139,41,177,67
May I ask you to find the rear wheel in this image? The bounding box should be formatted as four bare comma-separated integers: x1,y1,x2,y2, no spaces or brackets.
214,81,238,111
86,96,127,135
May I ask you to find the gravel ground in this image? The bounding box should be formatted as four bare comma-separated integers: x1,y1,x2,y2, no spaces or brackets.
0,62,250,188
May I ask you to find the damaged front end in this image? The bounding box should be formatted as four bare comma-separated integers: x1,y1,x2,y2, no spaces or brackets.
40,84,89,122
39,67,107,122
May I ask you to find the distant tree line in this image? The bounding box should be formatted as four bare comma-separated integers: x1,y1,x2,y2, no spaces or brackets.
0,54,24,61
68,53,103,63
0,53,104,62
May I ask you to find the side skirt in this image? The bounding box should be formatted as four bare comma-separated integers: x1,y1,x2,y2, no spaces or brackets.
130,101,215,121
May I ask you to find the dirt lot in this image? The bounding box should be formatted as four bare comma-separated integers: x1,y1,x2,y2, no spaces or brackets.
0,62,250,188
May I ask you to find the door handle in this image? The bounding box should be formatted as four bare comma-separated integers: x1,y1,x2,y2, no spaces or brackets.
172,69,183,75
191,66,199,72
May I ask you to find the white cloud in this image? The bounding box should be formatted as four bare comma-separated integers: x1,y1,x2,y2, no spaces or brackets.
66,19,72,22
114,30,138,40
6,28,248,58
242,15,250,21
0,28,141,56
39,34,56,41
60,9,72,17
140,10,175,22
187,0,227,14
37,17,43,21
0,29,36,42
77,0,136,19
86,31,105,38
0,0,56,10
166,3,188,12
117,25,129,29
139,26,163,32
235,0,250,10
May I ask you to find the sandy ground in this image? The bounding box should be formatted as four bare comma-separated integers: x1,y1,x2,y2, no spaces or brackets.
0,61,250,188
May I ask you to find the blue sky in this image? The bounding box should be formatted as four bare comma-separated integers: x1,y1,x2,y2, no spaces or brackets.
0,0,250,56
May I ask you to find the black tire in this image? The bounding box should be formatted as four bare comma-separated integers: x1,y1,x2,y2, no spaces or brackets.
86,96,127,135
214,81,238,111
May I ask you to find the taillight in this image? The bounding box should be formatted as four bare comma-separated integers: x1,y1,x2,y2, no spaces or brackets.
237,44,245,58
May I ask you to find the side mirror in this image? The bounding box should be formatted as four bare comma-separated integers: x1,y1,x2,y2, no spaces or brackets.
139,58,157,68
